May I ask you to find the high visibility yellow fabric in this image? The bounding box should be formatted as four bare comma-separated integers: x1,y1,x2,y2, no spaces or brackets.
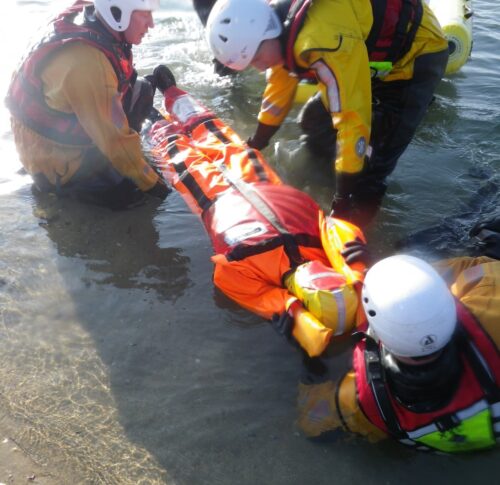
10,42,159,191
285,260,359,334
258,0,448,175
297,257,500,441
416,408,496,452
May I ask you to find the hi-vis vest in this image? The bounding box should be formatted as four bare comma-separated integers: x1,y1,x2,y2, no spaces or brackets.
6,0,135,146
280,0,423,77
353,302,500,453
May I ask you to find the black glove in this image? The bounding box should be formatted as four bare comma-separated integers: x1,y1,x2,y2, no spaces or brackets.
79,179,146,211
300,354,329,385
145,65,176,94
330,193,355,221
470,214,500,236
330,171,387,227
330,172,361,219
341,238,371,267
470,215,500,260
247,122,280,150
146,179,171,200
270,311,295,340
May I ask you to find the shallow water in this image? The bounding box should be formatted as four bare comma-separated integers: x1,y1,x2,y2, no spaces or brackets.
0,1,499,483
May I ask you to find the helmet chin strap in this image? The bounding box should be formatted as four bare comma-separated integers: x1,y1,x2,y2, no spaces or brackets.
381,340,462,413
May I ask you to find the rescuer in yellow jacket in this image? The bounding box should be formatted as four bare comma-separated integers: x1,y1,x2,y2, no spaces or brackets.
145,66,371,358
205,0,449,219
296,254,500,453
6,0,169,209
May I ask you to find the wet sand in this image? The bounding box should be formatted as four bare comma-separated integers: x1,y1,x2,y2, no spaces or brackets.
0,421,58,484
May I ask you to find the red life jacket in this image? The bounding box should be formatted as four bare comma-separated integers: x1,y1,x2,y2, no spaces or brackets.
281,0,423,76
151,87,323,266
5,0,135,146
202,182,323,264
352,302,500,452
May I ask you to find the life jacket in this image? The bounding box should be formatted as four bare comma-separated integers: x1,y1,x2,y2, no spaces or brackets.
352,302,500,453
203,182,323,265
280,0,423,78
151,107,323,267
6,0,135,146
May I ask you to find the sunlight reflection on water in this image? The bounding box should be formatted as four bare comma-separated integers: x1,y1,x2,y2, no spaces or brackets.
0,1,499,484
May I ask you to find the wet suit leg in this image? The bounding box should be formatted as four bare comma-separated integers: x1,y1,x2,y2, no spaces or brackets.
123,77,155,132
367,48,449,182
322,49,447,225
298,92,337,160
52,148,146,210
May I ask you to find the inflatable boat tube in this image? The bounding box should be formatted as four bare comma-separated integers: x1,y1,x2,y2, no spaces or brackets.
293,0,473,102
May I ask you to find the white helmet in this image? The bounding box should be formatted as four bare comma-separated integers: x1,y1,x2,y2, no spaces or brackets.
94,0,160,32
361,255,457,358
206,0,282,71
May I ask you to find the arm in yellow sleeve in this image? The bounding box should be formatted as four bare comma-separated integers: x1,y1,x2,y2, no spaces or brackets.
290,303,333,357
433,256,496,284
213,253,334,357
435,257,500,347
297,370,386,441
307,44,372,176
44,43,159,191
257,66,299,127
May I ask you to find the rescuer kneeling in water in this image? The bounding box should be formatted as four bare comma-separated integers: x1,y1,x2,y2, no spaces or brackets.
145,66,371,358
6,0,169,209
297,254,500,453
204,0,449,221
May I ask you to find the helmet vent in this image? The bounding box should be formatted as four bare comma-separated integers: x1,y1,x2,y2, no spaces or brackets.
111,6,122,23
368,310,376,317
221,17,231,25
218,34,228,43
265,15,279,34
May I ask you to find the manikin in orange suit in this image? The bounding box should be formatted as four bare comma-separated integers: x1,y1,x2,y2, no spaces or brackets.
145,67,369,357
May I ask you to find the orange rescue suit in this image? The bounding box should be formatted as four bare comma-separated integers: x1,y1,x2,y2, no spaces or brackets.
148,86,366,356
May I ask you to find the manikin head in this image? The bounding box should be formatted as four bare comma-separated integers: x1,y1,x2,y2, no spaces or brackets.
94,0,160,44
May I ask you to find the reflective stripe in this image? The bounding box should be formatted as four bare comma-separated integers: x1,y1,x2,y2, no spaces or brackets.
492,402,500,417
407,400,489,440
311,60,340,112
399,438,417,446
408,423,438,440
461,265,485,287
261,98,284,118
457,400,489,421
333,290,346,336
416,446,432,452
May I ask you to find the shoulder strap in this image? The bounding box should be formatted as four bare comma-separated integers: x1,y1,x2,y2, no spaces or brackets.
457,326,500,403
365,0,387,55
388,0,423,62
282,0,312,73
366,0,423,63
364,337,406,439
215,159,304,267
